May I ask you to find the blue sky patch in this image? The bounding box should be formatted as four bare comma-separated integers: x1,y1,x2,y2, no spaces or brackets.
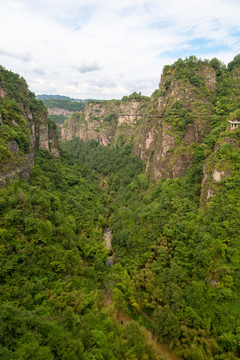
161,38,231,59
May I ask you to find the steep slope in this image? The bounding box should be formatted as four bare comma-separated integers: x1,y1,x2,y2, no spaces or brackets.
62,93,149,146
200,56,240,204
60,56,240,360
39,97,87,126
2,56,240,359
62,58,217,180
0,66,59,186
62,134,240,360
0,150,161,360
132,57,216,179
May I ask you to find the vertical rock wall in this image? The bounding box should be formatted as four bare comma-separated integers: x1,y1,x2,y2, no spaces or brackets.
0,69,60,186
132,64,216,179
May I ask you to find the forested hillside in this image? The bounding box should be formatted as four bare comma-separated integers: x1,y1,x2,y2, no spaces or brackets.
62,135,240,360
0,66,59,186
41,99,86,113
0,147,160,359
1,56,240,359
37,96,87,125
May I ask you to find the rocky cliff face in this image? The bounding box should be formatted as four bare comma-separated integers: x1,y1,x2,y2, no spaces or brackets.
200,62,240,205
0,66,60,186
61,98,147,146
48,107,75,117
62,59,217,180
132,62,216,179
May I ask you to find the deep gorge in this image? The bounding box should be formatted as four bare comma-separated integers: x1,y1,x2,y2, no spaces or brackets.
1,56,240,359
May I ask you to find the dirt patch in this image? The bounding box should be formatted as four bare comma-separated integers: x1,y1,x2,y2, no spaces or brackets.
142,327,183,360
104,292,183,360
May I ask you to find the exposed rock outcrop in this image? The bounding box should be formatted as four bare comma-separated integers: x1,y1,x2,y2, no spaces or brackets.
199,62,240,205
48,107,75,117
61,99,147,146
0,84,7,98
62,60,217,181
132,63,216,179
200,136,236,206
0,67,60,186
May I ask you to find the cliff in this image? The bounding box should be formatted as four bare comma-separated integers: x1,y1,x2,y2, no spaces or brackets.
0,66,60,186
62,58,217,180
132,59,216,179
200,59,240,204
61,95,148,146
48,107,75,117
61,55,240,200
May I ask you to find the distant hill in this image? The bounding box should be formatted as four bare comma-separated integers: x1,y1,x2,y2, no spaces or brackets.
37,94,82,101
40,98,86,112
36,96,87,125
36,95,103,125
36,94,99,102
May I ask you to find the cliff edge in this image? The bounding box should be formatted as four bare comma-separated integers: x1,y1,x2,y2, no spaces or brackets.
0,66,60,186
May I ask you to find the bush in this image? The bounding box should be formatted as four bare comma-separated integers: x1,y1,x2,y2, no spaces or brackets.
165,79,171,90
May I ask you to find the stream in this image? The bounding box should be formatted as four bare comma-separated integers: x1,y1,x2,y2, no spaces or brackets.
104,228,115,267
103,228,183,359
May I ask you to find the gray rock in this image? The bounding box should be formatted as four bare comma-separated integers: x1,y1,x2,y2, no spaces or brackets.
7,140,19,155
105,257,115,267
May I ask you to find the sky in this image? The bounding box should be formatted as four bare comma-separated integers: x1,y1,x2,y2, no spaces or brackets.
0,0,240,100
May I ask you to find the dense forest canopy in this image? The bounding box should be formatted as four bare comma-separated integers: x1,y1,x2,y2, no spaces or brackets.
40,99,86,112
0,147,157,359
1,55,240,359
37,95,83,101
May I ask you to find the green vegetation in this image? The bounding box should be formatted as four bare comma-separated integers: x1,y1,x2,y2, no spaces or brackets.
48,114,67,125
103,113,118,124
164,79,171,90
41,98,86,112
228,54,240,72
0,66,48,166
0,148,156,359
164,101,195,139
87,99,121,107
62,133,240,359
37,94,82,101
2,55,240,359
61,55,240,359
122,92,149,102
163,56,225,79
159,56,221,145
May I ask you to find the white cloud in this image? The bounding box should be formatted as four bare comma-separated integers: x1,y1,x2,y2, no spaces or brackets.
75,61,103,73
0,0,240,99
0,49,32,61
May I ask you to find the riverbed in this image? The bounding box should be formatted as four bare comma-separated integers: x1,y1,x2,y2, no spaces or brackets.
104,228,115,266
